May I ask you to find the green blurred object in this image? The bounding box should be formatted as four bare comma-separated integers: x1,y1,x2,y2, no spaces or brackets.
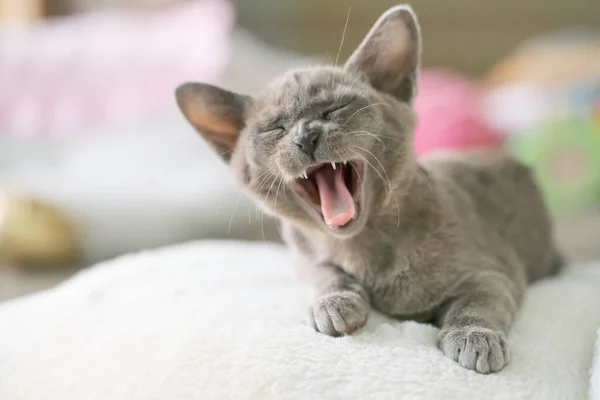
509,116,600,215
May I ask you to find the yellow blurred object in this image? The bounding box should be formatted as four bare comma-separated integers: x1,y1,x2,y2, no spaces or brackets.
0,191,79,267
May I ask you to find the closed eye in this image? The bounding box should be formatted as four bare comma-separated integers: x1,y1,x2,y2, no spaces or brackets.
323,102,352,120
261,126,285,135
257,115,285,134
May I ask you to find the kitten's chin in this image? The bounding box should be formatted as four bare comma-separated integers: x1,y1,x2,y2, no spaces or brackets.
291,160,366,236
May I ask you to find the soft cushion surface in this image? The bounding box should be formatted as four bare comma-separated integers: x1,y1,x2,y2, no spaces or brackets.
1,241,599,400
592,329,600,399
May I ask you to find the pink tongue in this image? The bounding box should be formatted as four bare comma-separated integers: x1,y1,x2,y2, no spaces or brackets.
314,166,356,227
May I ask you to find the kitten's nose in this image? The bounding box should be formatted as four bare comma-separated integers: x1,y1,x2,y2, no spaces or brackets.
293,127,320,157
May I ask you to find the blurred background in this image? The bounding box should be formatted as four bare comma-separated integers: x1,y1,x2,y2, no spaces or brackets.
1,0,599,300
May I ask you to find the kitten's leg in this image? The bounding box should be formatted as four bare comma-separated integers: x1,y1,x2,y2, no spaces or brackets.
309,263,370,337
436,271,524,374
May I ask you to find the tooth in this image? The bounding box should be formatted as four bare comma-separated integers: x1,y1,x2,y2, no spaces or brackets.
331,162,336,170
302,171,308,179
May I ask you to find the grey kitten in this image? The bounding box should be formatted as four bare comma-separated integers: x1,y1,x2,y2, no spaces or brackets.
175,5,563,374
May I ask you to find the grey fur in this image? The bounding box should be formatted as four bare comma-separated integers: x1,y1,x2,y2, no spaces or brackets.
175,5,562,374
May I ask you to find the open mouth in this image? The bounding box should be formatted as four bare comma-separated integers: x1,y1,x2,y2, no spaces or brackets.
292,160,364,229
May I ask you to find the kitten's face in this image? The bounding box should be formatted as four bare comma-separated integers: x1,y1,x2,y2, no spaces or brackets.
238,67,415,236
176,5,421,238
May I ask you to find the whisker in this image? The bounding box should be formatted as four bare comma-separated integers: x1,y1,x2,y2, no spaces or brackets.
344,130,385,145
253,170,269,188
373,144,406,161
350,148,389,192
264,175,279,203
255,177,270,195
274,174,284,212
228,195,244,235
255,179,270,198
419,166,434,197
346,132,405,144
334,7,351,66
325,53,334,65
273,176,284,236
356,146,392,187
351,146,401,227
255,172,274,196
391,189,401,227
348,159,364,202
366,133,405,141
352,145,392,192
341,102,391,128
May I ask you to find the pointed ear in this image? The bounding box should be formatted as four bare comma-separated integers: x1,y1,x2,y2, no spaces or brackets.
175,83,253,162
345,5,421,103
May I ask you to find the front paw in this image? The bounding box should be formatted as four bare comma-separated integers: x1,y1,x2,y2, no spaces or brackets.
311,291,368,337
439,326,510,374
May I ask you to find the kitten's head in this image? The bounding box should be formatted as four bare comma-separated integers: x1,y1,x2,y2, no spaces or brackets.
176,5,421,238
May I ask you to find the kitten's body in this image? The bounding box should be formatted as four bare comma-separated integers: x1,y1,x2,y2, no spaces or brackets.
285,150,561,322
176,6,561,374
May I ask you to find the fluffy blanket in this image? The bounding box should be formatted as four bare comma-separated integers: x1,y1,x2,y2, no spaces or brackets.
1,241,599,399
592,330,600,399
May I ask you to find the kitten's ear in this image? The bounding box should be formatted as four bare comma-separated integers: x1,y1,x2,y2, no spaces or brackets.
176,83,253,163
345,5,421,103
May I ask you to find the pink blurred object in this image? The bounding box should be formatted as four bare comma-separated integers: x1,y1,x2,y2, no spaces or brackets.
0,0,233,137
414,69,502,156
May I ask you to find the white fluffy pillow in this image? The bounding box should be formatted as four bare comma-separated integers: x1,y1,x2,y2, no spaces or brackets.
1,241,599,399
